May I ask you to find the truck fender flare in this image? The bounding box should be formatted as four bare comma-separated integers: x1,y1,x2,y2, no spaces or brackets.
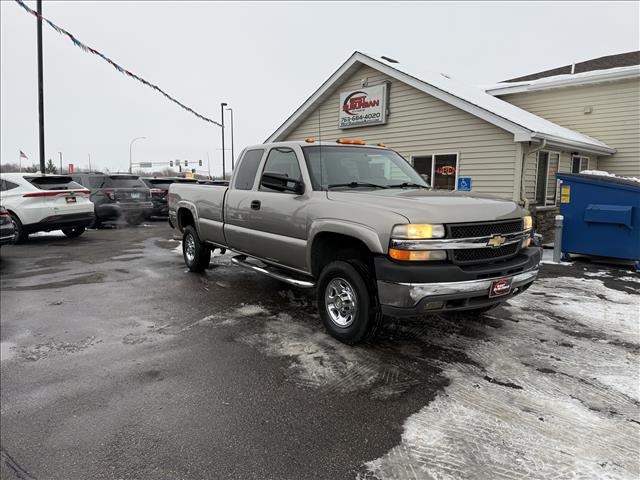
307,219,384,268
176,201,200,234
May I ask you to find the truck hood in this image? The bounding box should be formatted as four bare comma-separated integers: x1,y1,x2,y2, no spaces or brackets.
326,189,527,224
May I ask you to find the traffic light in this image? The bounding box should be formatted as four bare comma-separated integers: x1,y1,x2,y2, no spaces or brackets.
198,159,202,166
184,160,189,167
169,160,174,167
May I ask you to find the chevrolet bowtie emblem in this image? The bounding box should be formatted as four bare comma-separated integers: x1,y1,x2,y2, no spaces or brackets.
487,235,507,248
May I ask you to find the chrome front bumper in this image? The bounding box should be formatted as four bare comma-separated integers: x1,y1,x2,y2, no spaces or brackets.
377,267,539,313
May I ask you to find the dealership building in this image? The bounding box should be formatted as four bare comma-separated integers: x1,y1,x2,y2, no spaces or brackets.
267,51,639,232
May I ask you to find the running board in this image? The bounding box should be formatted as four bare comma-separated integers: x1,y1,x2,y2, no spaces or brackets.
231,255,315,288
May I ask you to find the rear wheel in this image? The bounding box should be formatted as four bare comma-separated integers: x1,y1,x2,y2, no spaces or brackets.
125,214,143,226
317,260,381,344
9,213,28,244
183,225,211,272
62,227,85,238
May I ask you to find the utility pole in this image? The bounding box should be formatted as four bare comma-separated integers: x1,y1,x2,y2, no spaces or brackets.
88,153,92,172
220,102,227,179
206,152,211,179
226,107,235,170
37,0,45,174
58,151,62,173
129,136,146,173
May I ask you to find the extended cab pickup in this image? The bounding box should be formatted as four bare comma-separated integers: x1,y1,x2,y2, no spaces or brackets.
168,140,541,344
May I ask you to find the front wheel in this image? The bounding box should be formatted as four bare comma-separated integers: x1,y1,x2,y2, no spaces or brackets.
317,260,381,344
182,225,211,272
62,227,85,238
10,213,28,244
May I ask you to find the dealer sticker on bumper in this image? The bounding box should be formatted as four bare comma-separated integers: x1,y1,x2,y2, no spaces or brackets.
489,277,513,298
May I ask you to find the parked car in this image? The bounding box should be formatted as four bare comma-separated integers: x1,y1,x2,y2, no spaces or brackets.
0,173,94,243
141,177,198,217
72,173,153,226
168,140,541,344
0,206,16,245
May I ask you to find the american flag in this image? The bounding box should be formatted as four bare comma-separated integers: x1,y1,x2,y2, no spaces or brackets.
19,150,28,159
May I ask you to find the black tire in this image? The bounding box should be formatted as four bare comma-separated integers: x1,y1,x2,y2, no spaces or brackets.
182,225,211,272
9,213,28,244
62,227,85,238
89,213,101,229
125,214,143,226
317,260,382,344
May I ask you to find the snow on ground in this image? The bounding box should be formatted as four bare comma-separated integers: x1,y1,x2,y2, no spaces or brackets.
203,273,639,479
358,275,639,480
30,230,64,237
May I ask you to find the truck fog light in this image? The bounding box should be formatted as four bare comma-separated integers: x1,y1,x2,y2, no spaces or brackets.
389,249,447,261
423,301,444,310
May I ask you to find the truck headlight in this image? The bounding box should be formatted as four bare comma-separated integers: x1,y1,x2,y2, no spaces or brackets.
523,215,533,231
391,224,445,239
389,249,447,261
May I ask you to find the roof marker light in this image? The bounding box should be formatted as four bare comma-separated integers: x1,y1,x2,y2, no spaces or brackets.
336,138,366,145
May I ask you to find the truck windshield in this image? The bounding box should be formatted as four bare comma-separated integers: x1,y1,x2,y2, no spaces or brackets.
302,146,428,191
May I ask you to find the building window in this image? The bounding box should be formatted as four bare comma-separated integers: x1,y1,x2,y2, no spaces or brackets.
571,155,590,173
411,153,459,190
535,151,560,205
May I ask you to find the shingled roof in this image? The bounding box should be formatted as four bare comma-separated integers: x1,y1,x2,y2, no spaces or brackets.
504,51,640,82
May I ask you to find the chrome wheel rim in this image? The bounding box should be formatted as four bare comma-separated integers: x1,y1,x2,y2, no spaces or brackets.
325,277,357,328
184,234,196,263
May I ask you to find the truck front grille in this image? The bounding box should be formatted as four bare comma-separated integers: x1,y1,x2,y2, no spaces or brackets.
448,219,523,239
448,219,524,265
452,243,520,265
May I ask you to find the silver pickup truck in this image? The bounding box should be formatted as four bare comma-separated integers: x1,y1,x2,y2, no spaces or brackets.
168,140,541,344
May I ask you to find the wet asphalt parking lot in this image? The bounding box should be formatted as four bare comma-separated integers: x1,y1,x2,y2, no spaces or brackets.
1,222,638,480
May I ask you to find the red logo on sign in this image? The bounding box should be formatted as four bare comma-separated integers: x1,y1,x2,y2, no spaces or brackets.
68,163,74,174
342,91,380,115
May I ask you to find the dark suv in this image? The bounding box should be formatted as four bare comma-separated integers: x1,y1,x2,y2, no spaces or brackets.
72,173,153,226
141,177,198,217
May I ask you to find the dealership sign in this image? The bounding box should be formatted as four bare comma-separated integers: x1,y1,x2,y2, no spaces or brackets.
339,84,387,129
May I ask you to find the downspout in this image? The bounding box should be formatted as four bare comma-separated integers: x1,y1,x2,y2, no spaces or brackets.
520,138,547,209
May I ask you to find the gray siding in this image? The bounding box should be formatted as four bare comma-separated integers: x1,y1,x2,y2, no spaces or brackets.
283,65,519,198
501,79,640,177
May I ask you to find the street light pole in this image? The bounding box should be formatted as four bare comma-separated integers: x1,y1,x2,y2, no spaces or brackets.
220,102,227,179
206,152,211,179
37,0,45,174
58,152,62,173
129,136,146,173
226,107,235,170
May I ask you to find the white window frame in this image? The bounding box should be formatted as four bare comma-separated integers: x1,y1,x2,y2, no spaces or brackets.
410,152,459,191
571,155,590,173
533,150,561,206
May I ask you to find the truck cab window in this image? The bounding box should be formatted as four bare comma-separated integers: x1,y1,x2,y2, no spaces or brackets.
233,149,264,190
260,148,302,192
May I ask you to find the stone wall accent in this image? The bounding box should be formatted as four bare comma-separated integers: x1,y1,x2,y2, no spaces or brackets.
531,206,559,244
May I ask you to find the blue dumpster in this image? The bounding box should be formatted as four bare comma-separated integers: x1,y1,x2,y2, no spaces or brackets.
557,173,640,270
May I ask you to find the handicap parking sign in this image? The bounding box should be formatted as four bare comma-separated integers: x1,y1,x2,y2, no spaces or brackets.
458,177,472,191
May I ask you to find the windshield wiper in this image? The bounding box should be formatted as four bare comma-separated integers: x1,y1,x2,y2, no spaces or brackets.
387,182,430,189
327,182,389,190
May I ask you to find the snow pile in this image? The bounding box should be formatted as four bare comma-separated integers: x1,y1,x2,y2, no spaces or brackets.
579,170,640,183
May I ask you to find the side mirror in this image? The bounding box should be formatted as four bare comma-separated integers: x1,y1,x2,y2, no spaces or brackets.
261,173,304,194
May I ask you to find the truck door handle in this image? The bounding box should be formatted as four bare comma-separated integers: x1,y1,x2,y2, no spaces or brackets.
251,200,261,210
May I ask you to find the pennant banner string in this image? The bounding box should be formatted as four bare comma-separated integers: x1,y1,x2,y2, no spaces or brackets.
14,0,223,128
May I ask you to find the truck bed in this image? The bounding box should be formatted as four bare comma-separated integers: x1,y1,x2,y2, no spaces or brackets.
168,182,229,246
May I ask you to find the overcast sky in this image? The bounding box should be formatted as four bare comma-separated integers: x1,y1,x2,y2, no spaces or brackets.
1,1,638,175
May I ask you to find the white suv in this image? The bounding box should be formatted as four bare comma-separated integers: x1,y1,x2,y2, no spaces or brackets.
0,173,95,243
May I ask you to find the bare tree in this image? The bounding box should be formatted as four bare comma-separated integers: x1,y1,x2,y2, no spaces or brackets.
0,163,21,173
